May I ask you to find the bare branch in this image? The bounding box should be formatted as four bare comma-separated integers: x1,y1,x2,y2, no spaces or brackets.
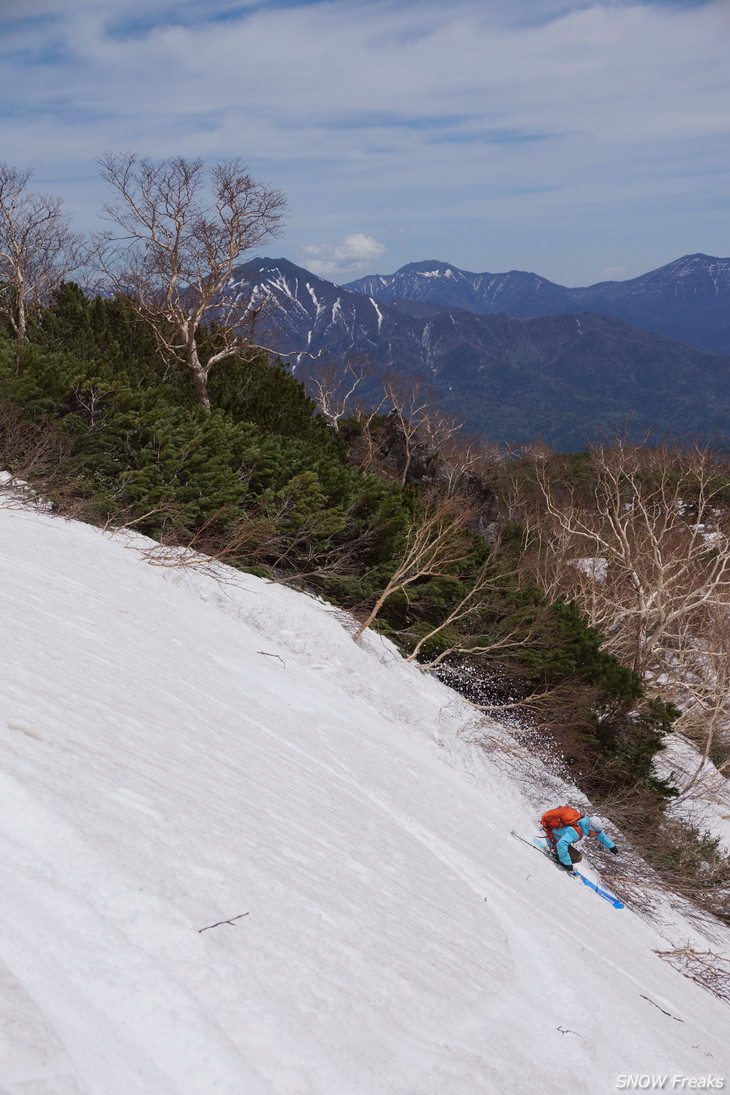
512,440,730,777
94,153,286,409
198,913,249,933
299,355,373,433
352,495,476,642
0,163,85,341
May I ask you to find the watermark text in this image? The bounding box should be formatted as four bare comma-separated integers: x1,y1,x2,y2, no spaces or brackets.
617,1079,725,1091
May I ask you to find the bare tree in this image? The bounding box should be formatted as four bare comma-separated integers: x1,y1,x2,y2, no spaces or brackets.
403,563,525,668
352,495,476,642
348,394,390,473
95,153,286,410
381,372,462,488
512,441,730,781
525,442,730,675
437,432,503,488
0,164,84,342
300,354,372,433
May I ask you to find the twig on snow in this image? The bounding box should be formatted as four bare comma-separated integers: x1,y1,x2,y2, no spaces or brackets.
257,651,285,666
640,995,684,1021
198,913,249,933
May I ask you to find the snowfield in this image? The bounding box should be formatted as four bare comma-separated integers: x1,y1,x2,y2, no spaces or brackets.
654,735,730,858
1,501,729,1095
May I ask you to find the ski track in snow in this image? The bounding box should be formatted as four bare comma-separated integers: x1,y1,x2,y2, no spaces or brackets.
0,503,729,1094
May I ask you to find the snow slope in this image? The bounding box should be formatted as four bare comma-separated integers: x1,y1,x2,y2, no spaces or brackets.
1,502,729,1095
654,736,730,858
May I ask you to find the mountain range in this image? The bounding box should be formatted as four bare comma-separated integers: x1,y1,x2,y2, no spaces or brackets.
231,255,730,451
345,254,730,355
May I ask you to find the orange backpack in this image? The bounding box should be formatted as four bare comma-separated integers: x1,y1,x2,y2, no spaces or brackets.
541,807,585,841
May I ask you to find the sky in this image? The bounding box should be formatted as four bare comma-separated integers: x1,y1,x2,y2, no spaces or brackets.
0,0,729,284
2,490,730,1093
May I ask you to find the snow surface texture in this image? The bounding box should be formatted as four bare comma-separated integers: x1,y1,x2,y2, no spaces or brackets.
1,501,729,1095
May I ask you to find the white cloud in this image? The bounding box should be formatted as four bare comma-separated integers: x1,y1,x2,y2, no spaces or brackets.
300,234,386,277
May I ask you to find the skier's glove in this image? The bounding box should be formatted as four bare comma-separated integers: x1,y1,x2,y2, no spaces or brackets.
610,847,619,855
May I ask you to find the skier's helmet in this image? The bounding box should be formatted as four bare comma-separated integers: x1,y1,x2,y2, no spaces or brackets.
588,816,604,832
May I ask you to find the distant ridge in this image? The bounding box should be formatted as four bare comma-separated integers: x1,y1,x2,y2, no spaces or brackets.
345,253,730,354
230,257,730,451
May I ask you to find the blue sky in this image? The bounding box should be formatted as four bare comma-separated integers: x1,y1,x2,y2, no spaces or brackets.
1,0,728,284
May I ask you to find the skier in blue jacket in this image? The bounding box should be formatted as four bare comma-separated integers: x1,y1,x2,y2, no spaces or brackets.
549,815,618,870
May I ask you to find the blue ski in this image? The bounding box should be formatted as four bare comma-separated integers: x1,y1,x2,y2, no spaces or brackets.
571,865,625,909
512,832,625,909
532,837,625,909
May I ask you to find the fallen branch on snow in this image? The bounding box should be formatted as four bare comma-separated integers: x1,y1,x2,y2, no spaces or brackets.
198,913,249,933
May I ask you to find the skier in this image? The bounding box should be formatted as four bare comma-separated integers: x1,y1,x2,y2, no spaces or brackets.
540,807,618,871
